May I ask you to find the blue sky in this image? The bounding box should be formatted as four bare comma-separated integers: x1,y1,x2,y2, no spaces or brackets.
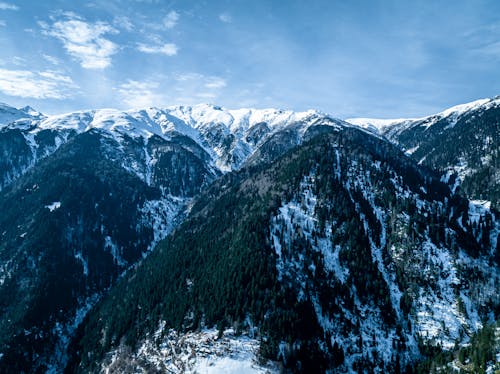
0,0,499,118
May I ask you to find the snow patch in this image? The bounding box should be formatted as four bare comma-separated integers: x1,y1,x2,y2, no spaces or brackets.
74,251,88,276
45,201,61,212
102,326,278,374
104,236,126,267
140,194,189,252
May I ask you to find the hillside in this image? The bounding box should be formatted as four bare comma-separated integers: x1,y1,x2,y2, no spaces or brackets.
348,97,500,210
0,103,351,372
68,126,499,373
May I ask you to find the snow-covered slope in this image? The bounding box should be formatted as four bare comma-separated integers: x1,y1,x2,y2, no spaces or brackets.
71,125,499,373
0,103,350,191
0,102,355,372
0,103,43,127
346,96,500,210
346,96,500,136
35,104,344,172
382,96,500,138
345,117,415,134
101,326,279,373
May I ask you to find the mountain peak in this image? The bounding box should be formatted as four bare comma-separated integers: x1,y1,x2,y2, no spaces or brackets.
0,103,44,127
346,95,500,133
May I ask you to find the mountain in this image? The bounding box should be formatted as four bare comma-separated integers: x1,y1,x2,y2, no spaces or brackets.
0,103,43,127
0,104,350,372
0,100,498,373
344,117,414,134
347,97,500,210
68,125,499,373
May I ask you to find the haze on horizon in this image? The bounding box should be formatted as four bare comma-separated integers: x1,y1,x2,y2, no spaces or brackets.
0,0,499,119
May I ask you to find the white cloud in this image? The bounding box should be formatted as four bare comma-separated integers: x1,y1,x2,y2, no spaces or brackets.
163,10,179,29
219,13,232,23
204,77,226,89
196,92,217,99
475,41,500,60
137,42,178,56
40,14,119,69
174,72,203,81
11,56,26,66
43,54,61,65
0,20,5,27
117,73,228,108
114,15,134,32
0,68,78,99
0,2,18,10
117,80,166,108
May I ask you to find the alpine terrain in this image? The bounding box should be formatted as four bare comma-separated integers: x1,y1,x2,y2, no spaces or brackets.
347,96,500,210
0,98,498,373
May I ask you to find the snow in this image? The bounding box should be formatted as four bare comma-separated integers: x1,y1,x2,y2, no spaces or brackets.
140,194,189,253
45,201,61,212
280,149,500,366
0,102,44,127
345,117,416,132
104,235,126,267
344,159,403,320
470,199,491,212
348,96,500,138
270,170,418,370
271,174,349,287
438,98,495,128
468,199,499,256
102,326,278,374
14,102,352,174
405,145,419,155
74,251,88,276
45,293,101,373
414,241,465,349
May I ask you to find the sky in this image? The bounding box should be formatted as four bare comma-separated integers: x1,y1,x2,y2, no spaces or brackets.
0,0,499,118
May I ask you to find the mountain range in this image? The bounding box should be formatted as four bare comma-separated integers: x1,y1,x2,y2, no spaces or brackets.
0,97,498,373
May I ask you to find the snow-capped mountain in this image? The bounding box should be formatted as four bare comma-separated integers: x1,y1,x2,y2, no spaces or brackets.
347,96,500,135
344,117,415,134
0,99,498,373
0,103,348,192
346,96,500,210
69,125,499,373
0,102,351,372
0,103,43,127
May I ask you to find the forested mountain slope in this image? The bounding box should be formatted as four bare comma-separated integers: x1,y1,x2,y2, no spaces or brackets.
0,129,217,372
0,103,351,372
69,126,499,373
348,97,500,210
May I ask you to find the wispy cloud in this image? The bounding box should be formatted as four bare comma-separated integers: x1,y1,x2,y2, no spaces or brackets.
117,80,166,108
196,92,217,99
163,10,179,29
173,73,227,102
42,54,61,65
137,42,178,56
40,14,119,69
0,20,5,27
475,41,500,60
204,77,226,89
174,72,203,81
219,13,232,23
0,68,78,99
117,73,228,108
11,56,26,66
113,15,134,32
0,2,18,11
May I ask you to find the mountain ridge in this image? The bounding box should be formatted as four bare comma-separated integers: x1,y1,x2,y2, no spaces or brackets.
346,96,500,133
0,96,498,372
